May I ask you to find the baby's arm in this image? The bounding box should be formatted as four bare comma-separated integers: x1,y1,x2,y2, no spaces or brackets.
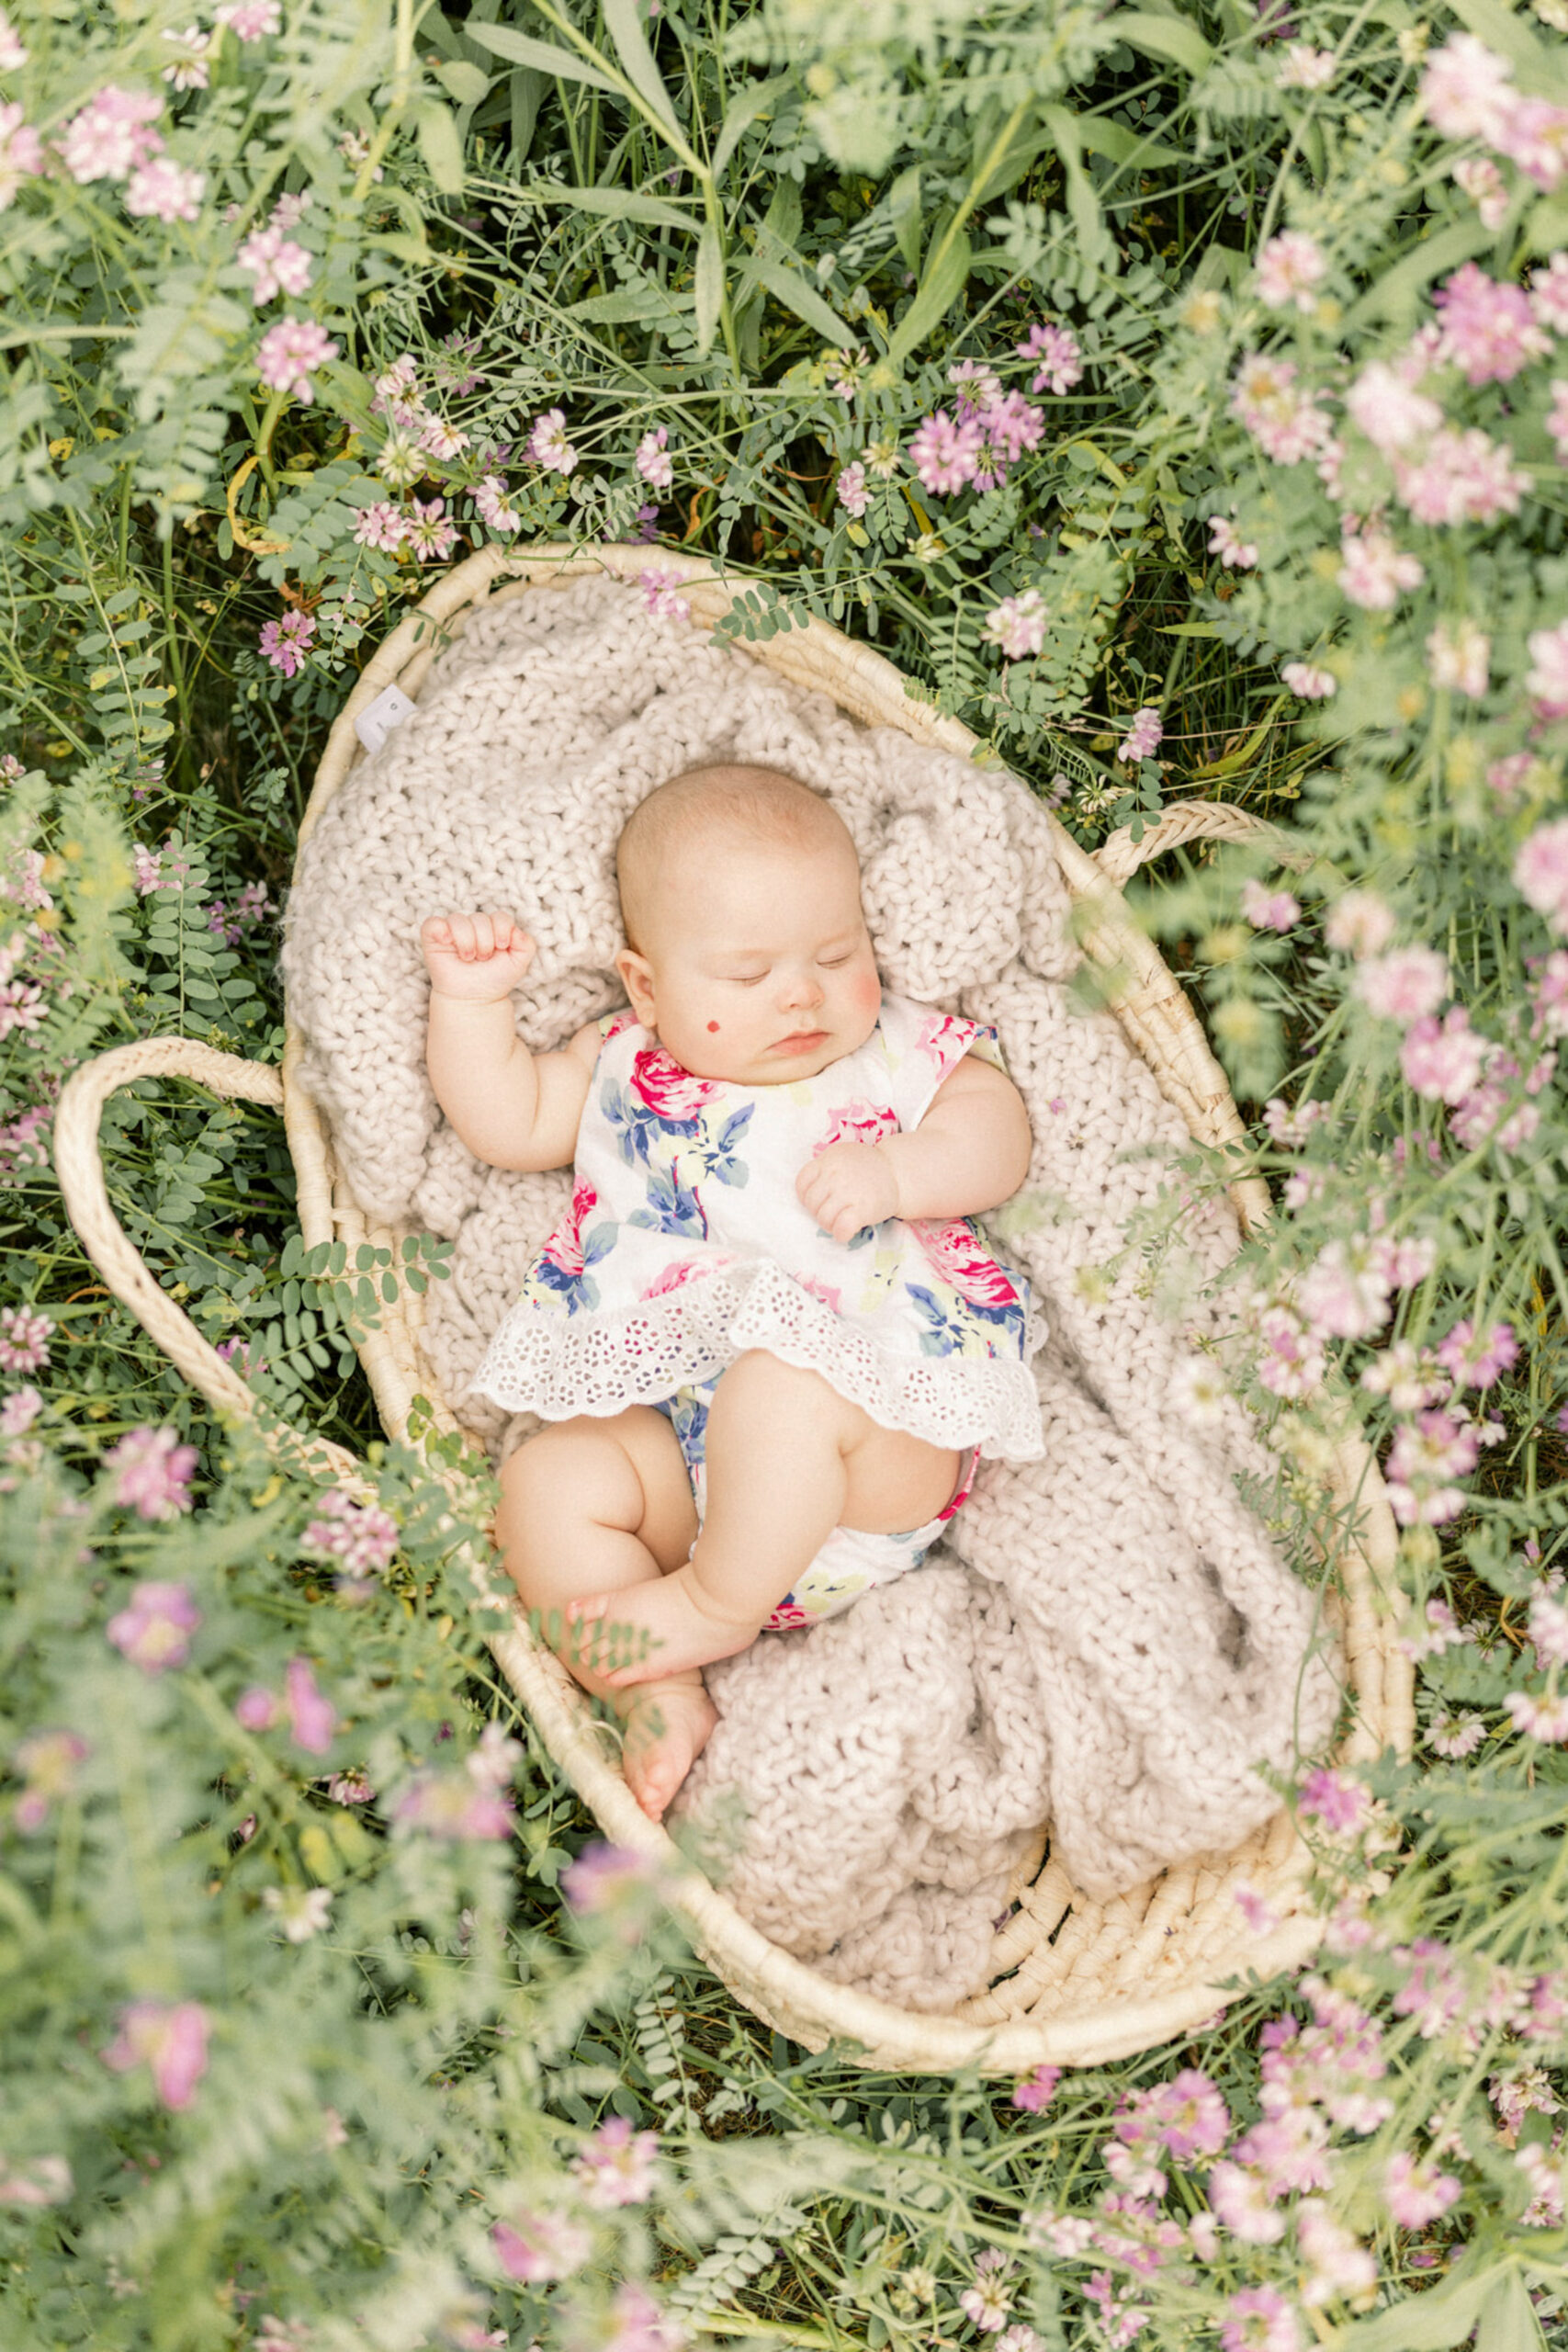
796,1056,1032,1242
422,910,595,1171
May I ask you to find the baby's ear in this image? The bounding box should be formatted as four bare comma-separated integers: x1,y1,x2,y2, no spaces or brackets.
615,945,657,1025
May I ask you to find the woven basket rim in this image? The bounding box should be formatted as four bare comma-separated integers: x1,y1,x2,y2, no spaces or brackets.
278,540,1411,2072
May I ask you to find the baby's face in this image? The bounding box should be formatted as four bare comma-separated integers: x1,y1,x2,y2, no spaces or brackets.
617,835,882,1082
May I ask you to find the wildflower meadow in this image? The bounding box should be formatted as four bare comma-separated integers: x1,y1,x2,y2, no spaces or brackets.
10,0,1568,2341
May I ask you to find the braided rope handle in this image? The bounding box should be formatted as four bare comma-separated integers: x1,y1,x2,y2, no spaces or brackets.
53,1038,363,1484
1093,800,1312,887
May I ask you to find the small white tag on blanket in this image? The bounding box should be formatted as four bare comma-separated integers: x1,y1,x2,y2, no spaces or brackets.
354,684,417,754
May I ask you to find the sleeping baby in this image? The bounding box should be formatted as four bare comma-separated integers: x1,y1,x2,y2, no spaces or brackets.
421,764,1044,1820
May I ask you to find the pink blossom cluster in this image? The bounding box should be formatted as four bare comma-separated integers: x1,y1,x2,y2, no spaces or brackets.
0,104,43,211
639,568,690,623
528,407,578,474
0,1305,52,1374
1262,1095,1331,1148
560,1839,662,1937
1394,1594,1472,1661
472,476,522,537
1118,707,1163,765
401,495,458,562
1209,514,1258,568
258,609,316,676
1242,878,1301,933
572,2115,660,2207
103,1425,197,1520
907,362,1045,495
1526,622,1568,720
1393,424,1527,528
58,85,164,184
205,878,271,944
103,1999,209,2111
301,1487,399,1580
131,840,188,893
256,318,338,402
1016,320,1084,395
397,1724,517,1845
1255,230,1326,313
107,1578,201,1669
236,225,311,305
1356,944,1448,1023
981,589,1047,660
1281,659,1335,698
491,2208,592,2283
1421,36,1568,196
1229,355,1331,464
0,1385,40,1439
1384,1410,1483,1525
1447,1036,1554,1153
835,460,868,517
1516,817,1568,932
636,424,673,490
1337,526,1423,611
1434,262,1551,384
1277,42,1335,89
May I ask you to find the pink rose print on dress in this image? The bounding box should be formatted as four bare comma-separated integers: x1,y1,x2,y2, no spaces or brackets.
814,1100,898,1153
640,1256,730,1299
543,1180,599,1276
914,1012,977,1071
604,1009,638,1041
630,1046,718,1120
765,1598,813,1630
913,1218,1022,1311
795,1274,844,1314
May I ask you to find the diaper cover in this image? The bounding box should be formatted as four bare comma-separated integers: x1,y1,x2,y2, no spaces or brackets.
655,1376,980,1631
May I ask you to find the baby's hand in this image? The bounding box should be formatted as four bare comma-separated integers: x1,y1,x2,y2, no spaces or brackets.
421,910,536,1003
795,1140,900,1243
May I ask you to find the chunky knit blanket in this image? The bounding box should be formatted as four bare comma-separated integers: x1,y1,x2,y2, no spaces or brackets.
284,573,1342,2012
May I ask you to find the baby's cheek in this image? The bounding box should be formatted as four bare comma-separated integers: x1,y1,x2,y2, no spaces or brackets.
852,970,881,1014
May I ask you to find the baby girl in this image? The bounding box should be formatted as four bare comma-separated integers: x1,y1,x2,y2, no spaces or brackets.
422,764,1043,1820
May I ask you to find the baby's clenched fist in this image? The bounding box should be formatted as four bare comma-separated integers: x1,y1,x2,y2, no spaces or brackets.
422,910,536,1002
795,1139,900,1243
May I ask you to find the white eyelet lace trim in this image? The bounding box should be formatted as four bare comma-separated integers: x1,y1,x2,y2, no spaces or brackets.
471,1258,1046,1461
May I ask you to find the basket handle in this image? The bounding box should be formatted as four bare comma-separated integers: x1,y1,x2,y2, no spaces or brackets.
1092,800,1312,888
52,1037,362,1481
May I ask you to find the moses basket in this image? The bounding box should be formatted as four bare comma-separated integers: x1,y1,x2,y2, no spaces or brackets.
55,542,1411,2075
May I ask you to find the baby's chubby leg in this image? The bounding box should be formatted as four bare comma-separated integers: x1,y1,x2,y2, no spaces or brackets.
570,1352,960,1689
495,1406,711,1822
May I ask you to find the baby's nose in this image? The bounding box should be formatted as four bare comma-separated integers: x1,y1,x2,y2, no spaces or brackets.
779,966,824,1009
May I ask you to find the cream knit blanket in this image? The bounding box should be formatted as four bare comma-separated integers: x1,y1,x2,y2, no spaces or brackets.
283,574,1342,2013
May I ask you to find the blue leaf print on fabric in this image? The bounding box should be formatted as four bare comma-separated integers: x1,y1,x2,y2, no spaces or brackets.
629,1164,709,1238
907,1283,968,1357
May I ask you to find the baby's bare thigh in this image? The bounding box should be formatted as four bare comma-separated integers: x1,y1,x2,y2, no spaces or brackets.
497,1407,698,1573
709,1352,961,1532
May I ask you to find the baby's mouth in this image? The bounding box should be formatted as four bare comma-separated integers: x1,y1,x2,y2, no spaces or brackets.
771,1028,829,1054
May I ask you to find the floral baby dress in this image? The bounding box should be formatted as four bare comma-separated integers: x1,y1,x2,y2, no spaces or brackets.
473,991,1045,1464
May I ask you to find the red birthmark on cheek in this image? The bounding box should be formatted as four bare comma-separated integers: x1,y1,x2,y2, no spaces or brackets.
706,1021,720,1033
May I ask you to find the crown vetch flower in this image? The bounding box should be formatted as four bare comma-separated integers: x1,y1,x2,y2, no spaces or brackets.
353,502,406,551
1385,1410,1481,1524
237,226,312,303
908,408,982,495
1016,320,1083,393
527,407,578,474
1435,262,1551,383
473,475,521,536
1497,95,1568,193
1210,514,1259,567
1230,353,1331,462
258,609,316,676
1455,155,1509,229
58,85,164,183
286,1657,336,1755
397,1770,513,1840
639,567,690,622
402,494,458,562
123,156,205,223
1281,660,1336,699
107,1579,201,1668
1356,944,1449,1023
1426,619,1489,697
1221,2283,1302,2350
836,460,868,517
1243,878,1302,933
256,317,338,401
13,1729,88,1833
0,105,43,210
0,8,27,68
0,1385,41,1438
1256,230,1326,311
572,2115,660,2207
104,1426,197,1519
635,424,673,488
1515,817,1568,931
1402,1007,1486,1102
1325,890,1394,956
302,1487,399,1578
1118,707,1163,764
1338,528,1424,610
1382,2151,1462,2229
1419,34,1517,143
0,1306,51,1373
263,1884,333,1942
1436,1318,1518,1387
104,2000,209,2111
1012,2063,1062,2112
981,589,1047,659
491,2211,592,2282
216,0,282,35
1393,426,1528,526
1506,1689,1568,1741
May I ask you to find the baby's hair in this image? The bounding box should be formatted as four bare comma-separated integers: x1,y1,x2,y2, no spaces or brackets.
616,763,853,952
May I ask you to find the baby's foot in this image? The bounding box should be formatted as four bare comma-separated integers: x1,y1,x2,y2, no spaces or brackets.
569,1566,759,1686
621,1679,718,1821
